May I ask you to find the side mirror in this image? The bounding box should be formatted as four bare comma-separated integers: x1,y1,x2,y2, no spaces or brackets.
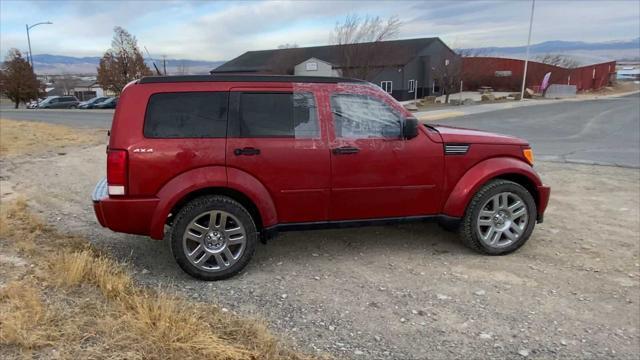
402,117,419,139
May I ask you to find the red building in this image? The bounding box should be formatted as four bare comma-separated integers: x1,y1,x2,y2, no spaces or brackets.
462,57,616,92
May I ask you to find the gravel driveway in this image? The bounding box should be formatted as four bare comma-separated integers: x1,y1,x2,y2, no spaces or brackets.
2,144,639,359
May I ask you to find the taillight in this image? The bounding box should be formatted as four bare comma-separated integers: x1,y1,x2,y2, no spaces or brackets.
107,149,127,195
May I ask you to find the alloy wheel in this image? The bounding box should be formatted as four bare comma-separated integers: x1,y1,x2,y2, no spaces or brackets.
182,210,246,272
476,192,529,248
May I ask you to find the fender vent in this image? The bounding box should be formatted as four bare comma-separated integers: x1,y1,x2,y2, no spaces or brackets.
444,144,470,155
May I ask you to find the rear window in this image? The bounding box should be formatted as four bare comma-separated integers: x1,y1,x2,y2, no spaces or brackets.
238,92,318,138
144,92,228,138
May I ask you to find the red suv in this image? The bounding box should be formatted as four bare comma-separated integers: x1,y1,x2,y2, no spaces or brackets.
92,75,550,280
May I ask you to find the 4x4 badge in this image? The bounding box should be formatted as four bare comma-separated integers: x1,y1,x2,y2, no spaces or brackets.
133,148,154,153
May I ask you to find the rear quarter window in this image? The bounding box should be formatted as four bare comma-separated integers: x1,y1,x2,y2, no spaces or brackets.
144,92,228,138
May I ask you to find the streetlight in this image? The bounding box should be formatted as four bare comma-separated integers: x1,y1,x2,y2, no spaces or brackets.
26,21,53,70
520,0,535,101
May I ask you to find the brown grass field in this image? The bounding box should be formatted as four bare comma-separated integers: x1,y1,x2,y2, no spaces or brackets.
0,118,104,157
0,119,316,359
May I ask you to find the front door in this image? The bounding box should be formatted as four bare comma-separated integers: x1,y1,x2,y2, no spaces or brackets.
328,91,443,220
226,87,330,223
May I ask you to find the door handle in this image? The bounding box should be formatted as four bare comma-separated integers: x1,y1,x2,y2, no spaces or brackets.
234,147,261,156
332,146,360,155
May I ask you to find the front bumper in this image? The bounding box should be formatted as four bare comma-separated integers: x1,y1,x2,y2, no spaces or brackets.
536,185,551,223
92,178,159,236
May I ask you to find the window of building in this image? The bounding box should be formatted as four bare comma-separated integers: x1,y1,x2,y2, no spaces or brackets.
305,62,318,71
239,92,318,138
331,94,402,139
380,81,393,94
408,79,416,93
144,92,228,138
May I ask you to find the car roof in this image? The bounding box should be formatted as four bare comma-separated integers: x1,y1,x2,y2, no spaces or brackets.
137,74,366,85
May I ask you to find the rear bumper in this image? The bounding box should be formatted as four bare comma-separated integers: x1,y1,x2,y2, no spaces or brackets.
92,178,159,236
536,185,551,223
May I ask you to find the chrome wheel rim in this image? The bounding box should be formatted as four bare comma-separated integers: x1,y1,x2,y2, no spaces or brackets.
476,192,528,248
183,210,246,272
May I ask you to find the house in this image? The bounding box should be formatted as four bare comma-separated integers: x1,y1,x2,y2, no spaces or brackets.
211,38,459,101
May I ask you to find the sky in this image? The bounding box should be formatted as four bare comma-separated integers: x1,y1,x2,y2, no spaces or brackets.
1,0,639,61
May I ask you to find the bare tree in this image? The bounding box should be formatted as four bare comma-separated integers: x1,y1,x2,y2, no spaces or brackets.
0,49,41,108
331,14,401,80
432,56,462,104
97,26,152,94
535,54,580,68
277,43,299,49
56,73,77,95
456,48,488,57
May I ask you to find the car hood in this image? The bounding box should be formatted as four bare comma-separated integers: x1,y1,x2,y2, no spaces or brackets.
431,125,528,145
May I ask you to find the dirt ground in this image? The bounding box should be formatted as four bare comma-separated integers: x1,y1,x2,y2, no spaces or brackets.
1,141,639,359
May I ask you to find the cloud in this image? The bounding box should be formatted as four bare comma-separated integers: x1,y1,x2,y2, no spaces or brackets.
1,0,639,60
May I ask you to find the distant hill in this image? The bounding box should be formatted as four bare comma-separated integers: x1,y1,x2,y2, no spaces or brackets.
30,54,225,75
460,38,640,64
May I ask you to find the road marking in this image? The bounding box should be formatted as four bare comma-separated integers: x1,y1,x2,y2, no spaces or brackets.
416,111,465,122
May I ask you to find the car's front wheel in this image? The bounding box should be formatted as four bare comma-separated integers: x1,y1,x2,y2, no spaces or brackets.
459,179,537,255
170,195,257,280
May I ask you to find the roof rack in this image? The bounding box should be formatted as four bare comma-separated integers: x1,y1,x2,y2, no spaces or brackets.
138,74,367,84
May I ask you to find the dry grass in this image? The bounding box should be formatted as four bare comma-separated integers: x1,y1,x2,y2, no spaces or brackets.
0,118,104,157
0,199,317,360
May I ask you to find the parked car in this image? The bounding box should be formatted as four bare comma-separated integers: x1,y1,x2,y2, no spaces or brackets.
27,98,46,109
79,96,110,109
93,97,118,109
92,75,550,281
37,95,80,109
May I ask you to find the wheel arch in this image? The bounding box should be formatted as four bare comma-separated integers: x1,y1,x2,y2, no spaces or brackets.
148,166,277,239
168,187,263,233
443,157,543,218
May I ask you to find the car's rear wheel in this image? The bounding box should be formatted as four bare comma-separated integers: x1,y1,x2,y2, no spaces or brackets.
170,195,257,280
460,179,536,255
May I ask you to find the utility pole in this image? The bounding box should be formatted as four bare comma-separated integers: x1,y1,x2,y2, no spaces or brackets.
162,55,167,75
520,0,535,101
25,21,53,70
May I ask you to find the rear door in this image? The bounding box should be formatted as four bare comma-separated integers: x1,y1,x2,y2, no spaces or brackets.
226,85,330,223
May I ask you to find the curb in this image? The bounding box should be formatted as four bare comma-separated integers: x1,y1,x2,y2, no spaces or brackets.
414,89,639,121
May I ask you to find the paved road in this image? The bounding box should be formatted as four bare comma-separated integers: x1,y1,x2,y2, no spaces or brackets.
2,94,639,167
440,93,640,168
0,109,114,128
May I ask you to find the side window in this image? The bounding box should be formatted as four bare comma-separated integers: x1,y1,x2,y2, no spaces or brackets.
331,94,402,139
144,92,228,138
238,92,318,138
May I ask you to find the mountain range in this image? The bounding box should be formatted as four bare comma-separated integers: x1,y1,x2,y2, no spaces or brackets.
460,38,640,64
29,38,640,74
30,54,224,75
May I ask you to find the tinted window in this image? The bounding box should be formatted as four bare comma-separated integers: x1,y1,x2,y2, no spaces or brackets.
239,92,318,138
331,94,402,138
144,92,228,138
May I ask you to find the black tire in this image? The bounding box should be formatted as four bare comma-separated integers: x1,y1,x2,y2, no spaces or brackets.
459,179,536,255
170,195,257,280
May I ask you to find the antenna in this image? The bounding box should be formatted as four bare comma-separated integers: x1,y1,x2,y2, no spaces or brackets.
144,46,162,76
